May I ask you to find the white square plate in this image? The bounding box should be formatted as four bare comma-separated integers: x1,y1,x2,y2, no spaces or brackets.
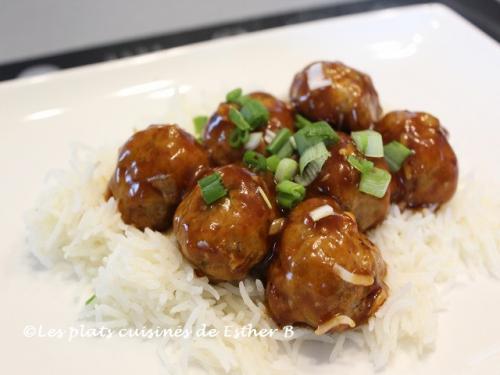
1,3,500,374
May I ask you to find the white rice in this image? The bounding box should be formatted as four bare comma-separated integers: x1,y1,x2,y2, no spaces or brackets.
25,144,500,374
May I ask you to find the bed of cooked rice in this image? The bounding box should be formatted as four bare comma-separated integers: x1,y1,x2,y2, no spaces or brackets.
25,144,500,374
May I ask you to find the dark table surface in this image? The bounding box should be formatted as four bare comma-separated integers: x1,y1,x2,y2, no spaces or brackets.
0,0,498,82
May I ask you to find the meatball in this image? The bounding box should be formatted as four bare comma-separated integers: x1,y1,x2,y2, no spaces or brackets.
290,61,382,132
107,124,210,231
203,92,294,166
266,197,388,333
173,165,278,282
375,111,458,208
309,132,391,231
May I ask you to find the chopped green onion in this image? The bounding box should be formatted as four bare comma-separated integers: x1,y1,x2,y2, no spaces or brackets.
229,128,250,148
201,181,228,204
240,130,250,145
244,132,263,150
277,195,297,209
294,161,323,186
229,107,251,131
264,128,276,144
384,141,413,172
275,158,298,182
347,155,374,174
351,130,384,158
226,88,242,103
236,95,252,106
295,142,330,186
266,155,281,172
240,100,269,129
243,150,267,172
295,114,313,129
359,167,391,198
198,173,220,188
85,294,96,305
229,129,240,147
267,128,292,155
225,88,252,106
293,131,312,155
276,180,306,209
227,106,253,148
309,204,334,222
276,141,294,158
294,121,339,155
198,172,228,204
298,142,330,174
304,121,337,141
193,115,208,138
346,154,391,198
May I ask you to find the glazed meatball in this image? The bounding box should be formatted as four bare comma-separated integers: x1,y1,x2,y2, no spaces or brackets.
375,111,458,208
173,165,279,282
266,197,388,333
290,61,382,131
107,124,210,231
203,92,294,166
309,132,391,231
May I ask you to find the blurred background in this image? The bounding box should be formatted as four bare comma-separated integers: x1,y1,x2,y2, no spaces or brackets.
0,0,499,81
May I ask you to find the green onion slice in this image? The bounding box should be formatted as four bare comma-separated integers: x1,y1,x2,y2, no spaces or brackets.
225,88,250,106
294,121,339,155
347,155,374,174
244,132,263,150
240,100,269,129
267,128,292,155
351,130,384,158
229,107,251,131
276,180,306,209
295,114,313,129
229,129,241,147
85,294,96,305
237,95,252,106
229,128,250,148
384,140,413,173
276,141,294,158
198,173,220,188
198,172,228,204
298,142,330,174
243,150,267,172
295,142,330,186
303,121,335,138
293,131,313,155
275,158,299,182
359,167,391,198
294,161,323,186
266,155,281,172
193,115,208,139
264,128,277,144
226,88,242,103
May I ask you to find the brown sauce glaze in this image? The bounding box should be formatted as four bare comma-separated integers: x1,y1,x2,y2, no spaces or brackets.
290,61,382,132
375,111,458,208
309,132,391,231
173,165,279,282
107,124,210,231
203,92,295,166
266,197,388,333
